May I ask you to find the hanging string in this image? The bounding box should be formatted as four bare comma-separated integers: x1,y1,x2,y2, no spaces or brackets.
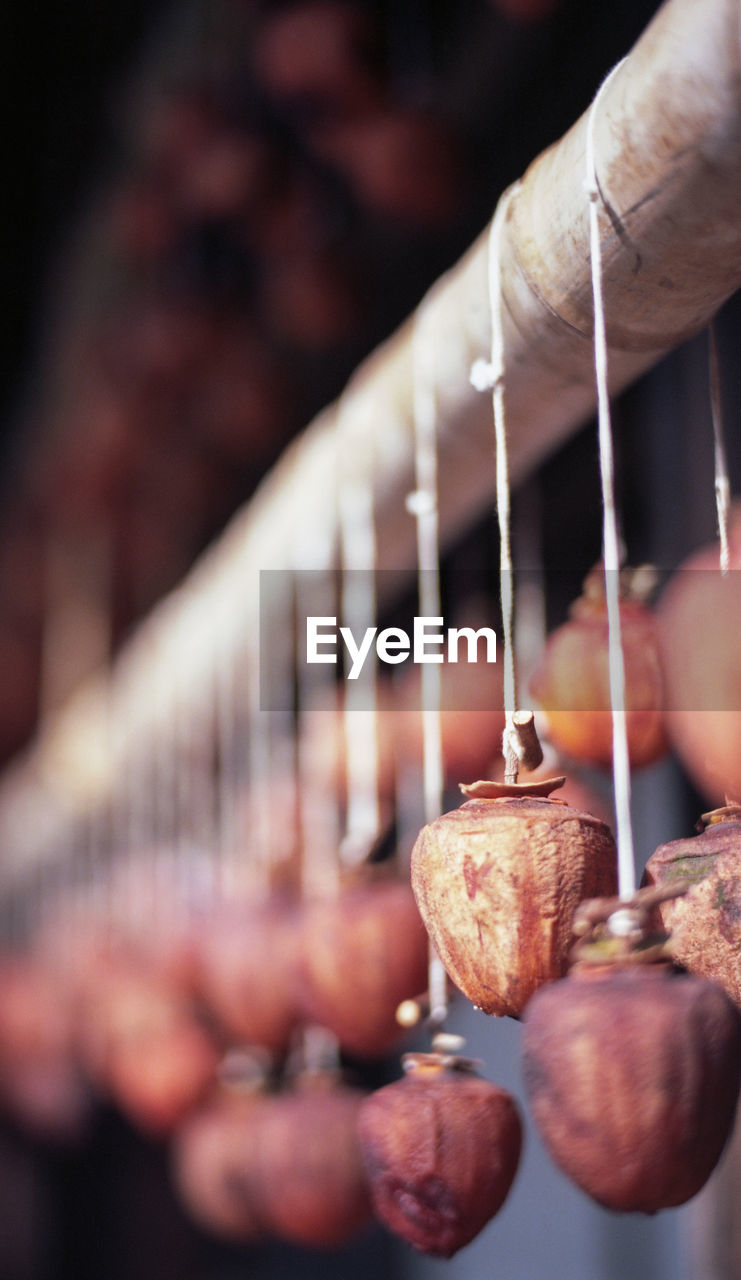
708,322,732,574
408,298,447,1029
337,394,382,865
585,57,636,902
485,185,522,782
294,447,342,900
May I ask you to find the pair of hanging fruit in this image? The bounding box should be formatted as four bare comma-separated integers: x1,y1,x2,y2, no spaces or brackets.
411,776,617,1017
196,869,429,1060
521,891,741,1212
530,565,667,769
173,1075,372,1248
358,1049,521,1257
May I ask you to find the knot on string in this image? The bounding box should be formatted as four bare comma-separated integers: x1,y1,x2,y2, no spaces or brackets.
469,358,502,393
405,488,437,517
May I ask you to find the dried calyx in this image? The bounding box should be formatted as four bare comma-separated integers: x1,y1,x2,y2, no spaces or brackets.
570,881,690,967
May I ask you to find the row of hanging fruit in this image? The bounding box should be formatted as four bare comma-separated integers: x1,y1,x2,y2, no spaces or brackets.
0,505,738,1257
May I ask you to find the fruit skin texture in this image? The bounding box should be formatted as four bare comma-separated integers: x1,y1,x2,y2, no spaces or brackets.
411,796,617,1017
643,813,741,1006
657,511,741,804
530,596,667,769
357,1064,521,1257
299,877,429,1058
522,963,741,1213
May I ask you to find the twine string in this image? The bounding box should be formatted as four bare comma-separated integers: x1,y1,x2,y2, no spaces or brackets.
585,57,635,902
708,322,731,574
337,397,382,864
486,185,522,780
409,299,447,1028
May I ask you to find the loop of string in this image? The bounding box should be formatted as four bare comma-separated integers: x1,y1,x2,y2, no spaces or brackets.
486,183,522,779
409,297,447,1028
708,322,731,574
585,56,635,901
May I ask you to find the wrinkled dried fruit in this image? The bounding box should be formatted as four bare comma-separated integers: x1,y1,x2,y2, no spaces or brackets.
299,876,429,1057
643,805,741,1005
522,962,741,1212
174,1084,371,1247
530,575,667,769
172,1095,264,1241
357,1054,521,1256
411,785,617,1017
195,897,301,1052
254,1085,372,1247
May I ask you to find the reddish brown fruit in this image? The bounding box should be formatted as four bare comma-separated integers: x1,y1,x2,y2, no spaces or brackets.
176,1083,371,1247
522,962,741,1212
299,876,429,1058
195,898,301,1053
358,1054,521,1257
76,954,219,1136
315,109,462,227
657,510,741,803
251,1085,372,1247
253,1,382,119
411,783,617,1017
530,576,667,769
643,805,741,1005
0,955,89,1142
172,1095,264,1241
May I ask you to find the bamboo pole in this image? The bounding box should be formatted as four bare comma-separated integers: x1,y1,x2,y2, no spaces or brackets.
1,0,741,881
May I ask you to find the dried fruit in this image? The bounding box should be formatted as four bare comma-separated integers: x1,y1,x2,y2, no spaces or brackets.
172,1094,264,1241
410,780,617,1017
357,1052,521,1257
657,510,741,803
299,874,429,1058
176,1080,372,1247
530,569,667,769
76,951,219,1135
195,896,301,1053
249,1083,372,1248
522,959,741,1212
643,804,741,1005
0,954,90,1143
